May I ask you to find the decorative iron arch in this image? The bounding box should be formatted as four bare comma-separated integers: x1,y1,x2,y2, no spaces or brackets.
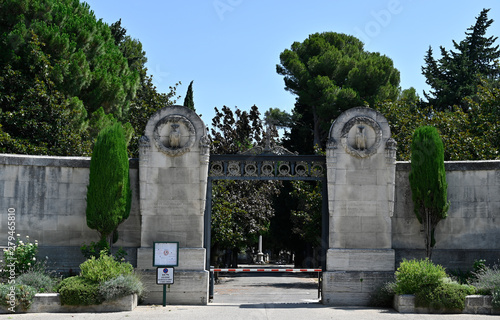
204,145,329,299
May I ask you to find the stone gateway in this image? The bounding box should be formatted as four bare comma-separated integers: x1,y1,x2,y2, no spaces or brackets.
2,106,500,306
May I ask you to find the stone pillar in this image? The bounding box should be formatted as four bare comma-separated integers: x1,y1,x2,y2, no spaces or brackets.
323,107,396,306
137,106,209,305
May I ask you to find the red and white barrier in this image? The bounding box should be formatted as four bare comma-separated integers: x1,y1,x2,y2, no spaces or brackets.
210,268,322,272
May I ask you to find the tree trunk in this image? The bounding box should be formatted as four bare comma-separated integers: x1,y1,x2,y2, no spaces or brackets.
425,209,432,259
312,106,322,148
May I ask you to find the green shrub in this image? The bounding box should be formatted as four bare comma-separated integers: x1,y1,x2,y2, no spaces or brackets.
57,276,103,306
416,279,476,310
394,258,447,294
471,265,500,295
0,284,37,311
80,240,110,260
492,287,500,309
79,252,133,283
17,271,57,293
99,274,144,301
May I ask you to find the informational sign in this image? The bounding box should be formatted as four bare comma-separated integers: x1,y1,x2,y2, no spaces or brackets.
156,267,175,285
153,241,179,267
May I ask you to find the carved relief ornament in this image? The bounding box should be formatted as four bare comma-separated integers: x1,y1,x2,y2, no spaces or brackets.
340,116,382,158
153,115,196,156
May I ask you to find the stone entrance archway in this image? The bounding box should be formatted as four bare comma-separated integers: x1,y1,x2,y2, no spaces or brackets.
137,106,396,306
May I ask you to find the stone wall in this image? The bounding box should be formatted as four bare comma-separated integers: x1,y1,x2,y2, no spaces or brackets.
1,148,500,302
0,154,141,271
393,160,500,270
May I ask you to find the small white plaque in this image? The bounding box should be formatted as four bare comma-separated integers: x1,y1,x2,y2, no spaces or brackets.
153,242,179,267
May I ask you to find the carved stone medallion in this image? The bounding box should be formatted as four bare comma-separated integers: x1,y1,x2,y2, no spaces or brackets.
340,116,382,158
153,115,196,156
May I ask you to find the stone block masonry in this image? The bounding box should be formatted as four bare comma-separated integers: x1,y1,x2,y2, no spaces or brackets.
2,107,500,306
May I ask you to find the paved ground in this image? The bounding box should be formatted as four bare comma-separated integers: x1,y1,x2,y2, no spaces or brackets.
5,272,499,319
212,272,321,304
6,304,499,320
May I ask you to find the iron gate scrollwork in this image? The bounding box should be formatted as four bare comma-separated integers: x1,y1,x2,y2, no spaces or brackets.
208,154,326,180
204,146,328,300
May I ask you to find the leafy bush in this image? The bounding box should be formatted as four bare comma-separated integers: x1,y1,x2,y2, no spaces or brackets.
16,271,58,293
57,276,103,306
416,279,476,310
394,258,447,294
1,235,41,278
449,259,488,284
99,274,144,301
369,281,396,308
81,241,128,261
79,252,133,283
471,265,500,295
80,240,110,260
0,284,37,311
492,287,500,309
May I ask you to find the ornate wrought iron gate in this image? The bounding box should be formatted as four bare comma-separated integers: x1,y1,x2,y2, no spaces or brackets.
203,146,328,298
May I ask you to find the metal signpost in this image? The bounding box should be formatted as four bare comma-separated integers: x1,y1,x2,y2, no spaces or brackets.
153,242,179,306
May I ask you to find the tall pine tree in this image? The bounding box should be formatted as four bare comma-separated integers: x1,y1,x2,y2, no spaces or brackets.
422,8,500,111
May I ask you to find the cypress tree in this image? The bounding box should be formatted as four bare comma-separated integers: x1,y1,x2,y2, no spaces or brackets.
183,80,195,111
86,122,132,247
409,126,449,259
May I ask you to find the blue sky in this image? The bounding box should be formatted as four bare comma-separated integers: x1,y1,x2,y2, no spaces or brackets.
84,0,500,125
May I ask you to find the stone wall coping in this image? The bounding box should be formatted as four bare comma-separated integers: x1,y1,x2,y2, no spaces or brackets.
0,293,137,313
394,294,500,315
0,153,139,169
396,160,500,171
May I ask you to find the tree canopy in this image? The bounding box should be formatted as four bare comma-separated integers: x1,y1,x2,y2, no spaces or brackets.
0,0,179,156
422,8,500,111
277,32,400,151
209,105,280,266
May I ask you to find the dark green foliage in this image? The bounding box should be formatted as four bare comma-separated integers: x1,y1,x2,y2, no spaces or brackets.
395,259,475,311
0,284,37,311
277,32,400,150
79,253,134,283
183,80,195,111
57,276,103,306
422,8,500,111
16,271,58,293
416,280,476,311
290,181,322,246
210,105,264,154
395,259,447,295
80,239,110,259
0,0,139,118
209,105,281,267
376,80,500,162
86,123,131,246
0,0,180,157
409,126,449,258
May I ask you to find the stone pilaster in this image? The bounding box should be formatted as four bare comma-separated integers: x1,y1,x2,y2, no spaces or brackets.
323,107,396,305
